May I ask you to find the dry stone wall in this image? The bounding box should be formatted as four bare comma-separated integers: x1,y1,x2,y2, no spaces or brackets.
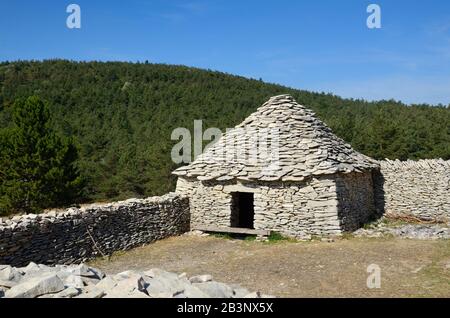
176,173,375,238
0,193,189,267
375,159,450,221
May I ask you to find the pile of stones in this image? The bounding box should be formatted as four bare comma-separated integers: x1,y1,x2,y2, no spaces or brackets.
0,263,271,298
353,220,450,240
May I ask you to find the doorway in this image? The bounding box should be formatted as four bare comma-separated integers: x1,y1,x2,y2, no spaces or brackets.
230,192,255,229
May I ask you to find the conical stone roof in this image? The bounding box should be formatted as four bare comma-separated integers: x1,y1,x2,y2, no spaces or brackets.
173,94,379,182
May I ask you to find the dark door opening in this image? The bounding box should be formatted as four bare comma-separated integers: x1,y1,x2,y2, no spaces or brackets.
231,192,255,229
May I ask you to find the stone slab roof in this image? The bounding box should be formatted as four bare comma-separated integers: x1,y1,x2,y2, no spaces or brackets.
173,94,379,182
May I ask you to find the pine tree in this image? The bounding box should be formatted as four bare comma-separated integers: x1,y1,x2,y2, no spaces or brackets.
0,96,84,215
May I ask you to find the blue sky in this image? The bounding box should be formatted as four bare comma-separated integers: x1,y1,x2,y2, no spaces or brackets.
0,0,449,105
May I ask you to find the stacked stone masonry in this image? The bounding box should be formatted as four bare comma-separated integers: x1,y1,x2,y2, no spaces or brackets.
0,193,190,267
374,159,450,221
176,171,375,238
174,95,379,238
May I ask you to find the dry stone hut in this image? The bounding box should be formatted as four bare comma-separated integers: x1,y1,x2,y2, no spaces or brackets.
173,95,379,237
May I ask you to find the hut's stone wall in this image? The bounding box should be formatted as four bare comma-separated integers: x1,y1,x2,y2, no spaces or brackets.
253,177,341,237
0,193,190,267
176,173,376,238
374,159,450,221
176,178,233,228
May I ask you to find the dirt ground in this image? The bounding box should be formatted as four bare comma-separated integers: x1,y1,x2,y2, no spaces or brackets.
89,235,450,298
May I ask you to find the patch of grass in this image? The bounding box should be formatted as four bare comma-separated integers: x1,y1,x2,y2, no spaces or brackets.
363,222,375,230
340,232,355,240
211,233,233,240
361,215,386,229
211,231,297,243
310,235,322,241
266,232,297,243
381,218,410,227
382,215,448,227
244,235,257,242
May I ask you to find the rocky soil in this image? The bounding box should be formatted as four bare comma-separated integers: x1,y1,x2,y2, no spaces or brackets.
0,263,270,298
353,219,450,240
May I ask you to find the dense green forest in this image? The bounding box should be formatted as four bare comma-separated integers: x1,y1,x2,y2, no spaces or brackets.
0,60,449,203
0,96,83,214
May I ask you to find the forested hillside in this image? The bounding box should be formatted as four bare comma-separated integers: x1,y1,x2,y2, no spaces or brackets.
0,60,448,202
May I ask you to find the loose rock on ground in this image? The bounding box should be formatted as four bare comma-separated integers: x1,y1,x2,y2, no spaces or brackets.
0,263,272,298
354,220,450,240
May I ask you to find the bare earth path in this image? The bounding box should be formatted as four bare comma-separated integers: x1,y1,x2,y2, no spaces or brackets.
89,236,450,297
